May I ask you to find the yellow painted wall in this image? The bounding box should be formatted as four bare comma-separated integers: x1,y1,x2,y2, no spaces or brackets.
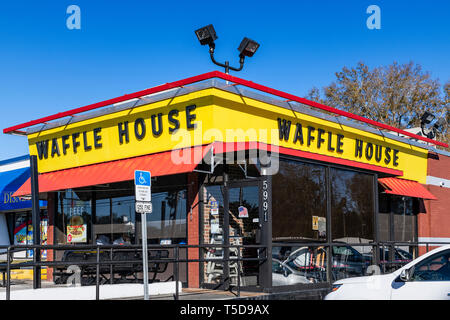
27,88,429,183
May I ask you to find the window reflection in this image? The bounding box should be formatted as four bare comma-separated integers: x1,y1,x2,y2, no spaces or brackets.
94,198,111,244
271,161,376,285
330,168,374,243
378,194,417,243
56,185,187,245
272,159,327,241
112,196,135,244
94,196,136,245
138,190,187,244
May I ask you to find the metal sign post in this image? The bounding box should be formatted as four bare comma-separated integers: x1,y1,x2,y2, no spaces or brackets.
30,155,41,289
135,170,152,300
141,212,149,300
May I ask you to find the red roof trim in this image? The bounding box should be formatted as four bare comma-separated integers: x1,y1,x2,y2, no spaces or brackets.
3,71,448,148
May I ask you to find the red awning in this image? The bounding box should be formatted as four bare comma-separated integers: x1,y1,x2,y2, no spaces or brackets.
13,145,212,197
378,177,437,200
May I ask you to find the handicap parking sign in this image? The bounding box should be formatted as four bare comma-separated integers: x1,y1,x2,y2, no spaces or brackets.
135,170,151,187
135,170,151,202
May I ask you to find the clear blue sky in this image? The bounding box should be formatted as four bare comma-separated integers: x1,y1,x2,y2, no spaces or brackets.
0,0,449,159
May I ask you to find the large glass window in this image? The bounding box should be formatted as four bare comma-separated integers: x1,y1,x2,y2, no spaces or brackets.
330,168,374,243
57,176,188,246
271,159,328,286
272,159,327,241
378,194,417,242
12,210,48,258
271,159,375,285
139,190,187,244
94,196,136,245
56,189,92,244
112,196,135,244
94,198,112,244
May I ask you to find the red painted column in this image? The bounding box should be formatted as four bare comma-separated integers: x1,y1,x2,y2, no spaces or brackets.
187,172,200,288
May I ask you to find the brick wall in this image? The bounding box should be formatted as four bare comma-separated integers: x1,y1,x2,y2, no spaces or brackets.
426,152,450,178
418,151,450,254
187,173,200,288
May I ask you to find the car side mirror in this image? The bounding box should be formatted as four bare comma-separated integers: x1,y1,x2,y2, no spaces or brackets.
399,268,411,282
283,268,289,277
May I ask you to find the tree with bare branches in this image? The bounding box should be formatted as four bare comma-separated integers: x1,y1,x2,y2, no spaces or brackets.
307,62,449,148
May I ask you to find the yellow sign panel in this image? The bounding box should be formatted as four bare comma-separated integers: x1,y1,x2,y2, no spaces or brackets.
27,88,429,183
312,216,319,231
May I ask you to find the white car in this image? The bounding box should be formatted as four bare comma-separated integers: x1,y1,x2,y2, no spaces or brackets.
272,258,315,286
325,244,450,300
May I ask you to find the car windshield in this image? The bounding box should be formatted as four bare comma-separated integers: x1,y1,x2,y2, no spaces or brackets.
333,246,362,262
397,249,413,260
285,247,312,271
380,248,413,261
272,260,284,274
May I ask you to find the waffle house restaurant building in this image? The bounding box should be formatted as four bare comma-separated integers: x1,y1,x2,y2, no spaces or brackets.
4,72,445,291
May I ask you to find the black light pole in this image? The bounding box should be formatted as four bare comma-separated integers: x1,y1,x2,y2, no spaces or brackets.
195,24,260,74
30,155,41,289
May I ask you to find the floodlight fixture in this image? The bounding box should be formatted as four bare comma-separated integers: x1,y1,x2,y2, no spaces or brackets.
195,24,217,48
195,24,260,74
420,111,439,139
420,111,435,126
238,37,260,58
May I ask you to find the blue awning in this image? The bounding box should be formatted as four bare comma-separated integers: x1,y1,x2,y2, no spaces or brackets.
0,167,46,212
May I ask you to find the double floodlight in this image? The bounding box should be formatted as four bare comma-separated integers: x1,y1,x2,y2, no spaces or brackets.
420,111,445,139
195,24,260,73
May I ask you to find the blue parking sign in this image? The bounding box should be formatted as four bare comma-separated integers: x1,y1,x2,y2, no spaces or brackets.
135,170,151,202
135,170,151,187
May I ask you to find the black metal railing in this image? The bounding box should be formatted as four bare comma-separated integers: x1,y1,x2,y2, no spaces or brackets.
0,243,267,300
271,241,450,286
0,241,448,300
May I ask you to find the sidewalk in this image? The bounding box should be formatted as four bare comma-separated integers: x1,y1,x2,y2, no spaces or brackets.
129,288,267,300
0,280,267,300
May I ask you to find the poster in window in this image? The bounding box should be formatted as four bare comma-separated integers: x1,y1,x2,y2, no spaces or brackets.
210,200,219,215
41,220,48,259
312,216,319,231
14,222,28,245
27,225,33,257
211,219,221,234
318,217,326,238
67,215,87,243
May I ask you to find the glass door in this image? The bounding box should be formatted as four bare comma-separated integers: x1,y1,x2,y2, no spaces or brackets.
227,182,260,287
203,185,226,286
202,180,261,288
